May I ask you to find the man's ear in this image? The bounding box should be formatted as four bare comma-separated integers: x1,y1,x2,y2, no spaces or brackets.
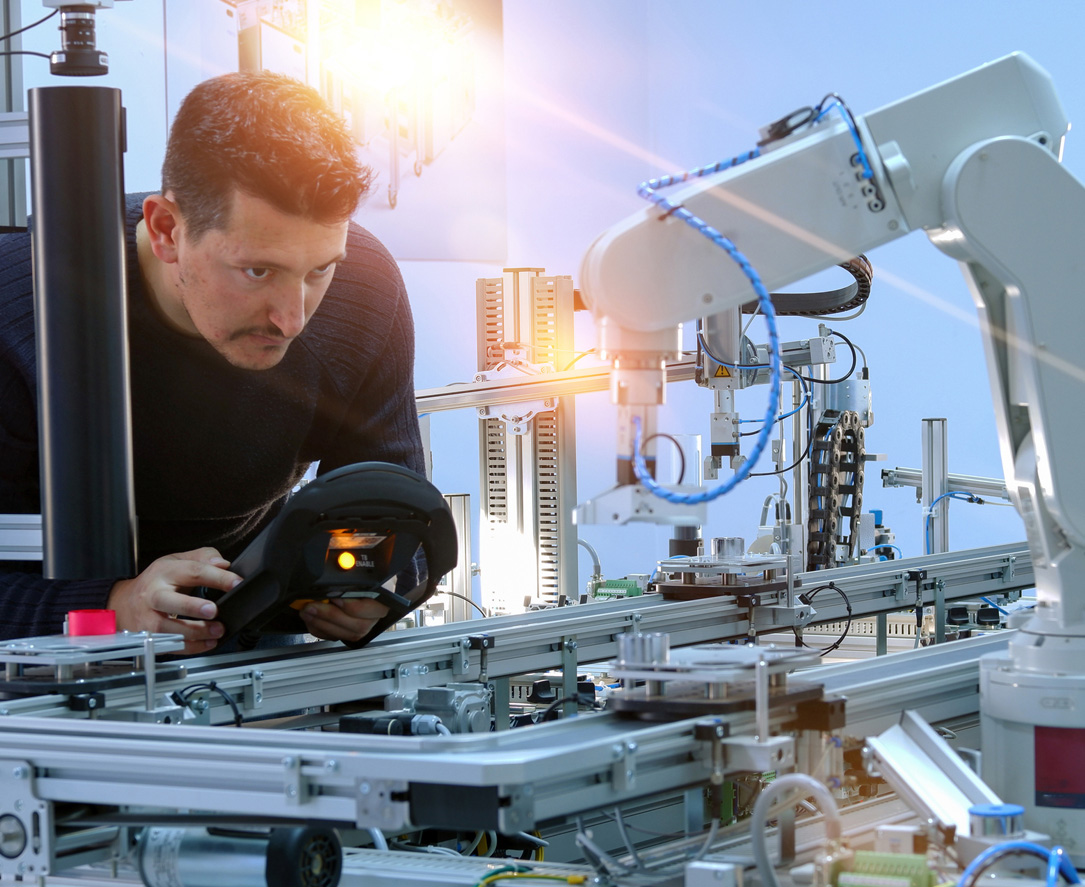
142,193,184,263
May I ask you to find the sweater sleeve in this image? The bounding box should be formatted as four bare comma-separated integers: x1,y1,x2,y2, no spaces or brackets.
303,226,425,479
0,572,116,639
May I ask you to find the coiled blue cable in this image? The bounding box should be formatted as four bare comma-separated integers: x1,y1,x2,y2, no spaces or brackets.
633,151,782,505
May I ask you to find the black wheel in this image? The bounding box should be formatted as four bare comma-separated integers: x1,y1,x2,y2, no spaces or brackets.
266,827,342,887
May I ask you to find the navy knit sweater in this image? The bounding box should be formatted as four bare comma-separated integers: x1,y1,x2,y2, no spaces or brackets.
0,194,424,638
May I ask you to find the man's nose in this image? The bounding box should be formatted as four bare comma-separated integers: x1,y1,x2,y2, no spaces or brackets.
267,282,307,339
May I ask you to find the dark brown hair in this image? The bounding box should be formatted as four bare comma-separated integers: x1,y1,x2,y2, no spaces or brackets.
161,71,371,238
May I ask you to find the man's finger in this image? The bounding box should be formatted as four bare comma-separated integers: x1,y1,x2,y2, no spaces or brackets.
300,605,377,643
160,560,241,594
152,588,219,621
152,615,224,655
329,597,389,620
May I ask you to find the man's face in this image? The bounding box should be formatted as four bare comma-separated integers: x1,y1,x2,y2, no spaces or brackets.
166,190,349,370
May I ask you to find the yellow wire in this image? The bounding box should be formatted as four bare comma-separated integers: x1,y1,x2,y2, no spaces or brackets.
477,875,586,887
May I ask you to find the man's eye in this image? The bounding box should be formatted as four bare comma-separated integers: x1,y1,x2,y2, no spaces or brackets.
311,263,334,276
243,267,271,281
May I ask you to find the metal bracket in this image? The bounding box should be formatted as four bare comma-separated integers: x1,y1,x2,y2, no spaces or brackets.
561,636,579,718
720,735,795,773
498,784,536,832
892,574,909,603
355,779,410,830
694,719,729,785
476,396,554,436
281,755,305,805
245,669,264,709
762,603,813,627
0,760,52,878
394,662,430,692
610,740,639,792
1000,556,1017,584
453,638,471,676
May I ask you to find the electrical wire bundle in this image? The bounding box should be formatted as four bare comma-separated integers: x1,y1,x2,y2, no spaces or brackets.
794,582,853,656
170,680,243,727
698,326,866,480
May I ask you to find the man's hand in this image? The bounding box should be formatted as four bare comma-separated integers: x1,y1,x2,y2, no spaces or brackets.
107,547,240,654
300,597,389,644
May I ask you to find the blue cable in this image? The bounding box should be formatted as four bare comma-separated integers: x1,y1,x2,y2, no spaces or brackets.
738,394,809,425
869,543,903,559
737,366,809,425
981,595,1010,616
957,841,1078,887
632,150,781,505
704,346,809,436
1050,846,1078,887
813,96,874,180
925,490,984,555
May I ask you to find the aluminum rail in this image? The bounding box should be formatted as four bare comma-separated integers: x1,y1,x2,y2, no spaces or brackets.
778,542,1030,624
0,543,1032,723
881,466,1011,501
414,360,698,414
0,513,42,561
0,633,1010,840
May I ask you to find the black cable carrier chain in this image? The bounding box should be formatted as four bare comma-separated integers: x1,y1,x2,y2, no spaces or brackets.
807,410,865,570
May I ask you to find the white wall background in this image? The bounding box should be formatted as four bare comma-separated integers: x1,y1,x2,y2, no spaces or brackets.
18,0,1085,603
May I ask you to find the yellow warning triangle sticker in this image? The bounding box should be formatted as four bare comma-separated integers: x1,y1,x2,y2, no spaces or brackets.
714,365,731,378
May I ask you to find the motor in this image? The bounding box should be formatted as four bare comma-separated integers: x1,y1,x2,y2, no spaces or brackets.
138,826,341,887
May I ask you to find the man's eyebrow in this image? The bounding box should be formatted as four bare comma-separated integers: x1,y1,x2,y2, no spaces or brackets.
234,250,348,270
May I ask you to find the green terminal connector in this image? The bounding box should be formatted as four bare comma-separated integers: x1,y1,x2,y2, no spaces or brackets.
592,579,645,600
831,851,935,887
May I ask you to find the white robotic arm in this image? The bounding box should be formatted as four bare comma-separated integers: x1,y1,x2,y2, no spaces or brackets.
580,53,1084,630
580,52,1085,835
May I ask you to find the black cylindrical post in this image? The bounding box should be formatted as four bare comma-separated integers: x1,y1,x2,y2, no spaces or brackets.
29,86,135,579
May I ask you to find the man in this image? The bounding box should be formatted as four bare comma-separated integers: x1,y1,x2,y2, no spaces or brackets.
0,71,425,653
